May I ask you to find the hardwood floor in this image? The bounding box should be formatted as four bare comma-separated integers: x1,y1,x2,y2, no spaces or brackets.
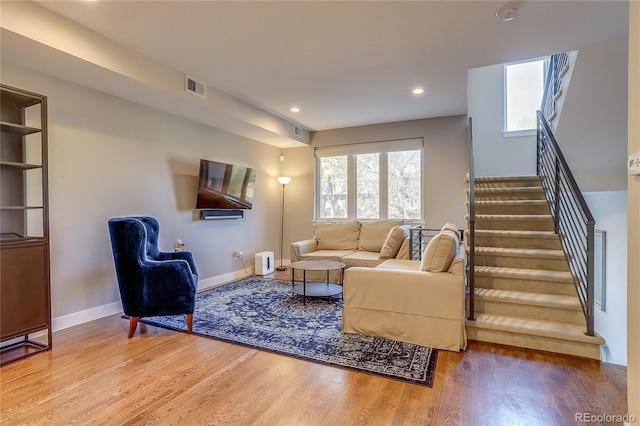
1,273,628,425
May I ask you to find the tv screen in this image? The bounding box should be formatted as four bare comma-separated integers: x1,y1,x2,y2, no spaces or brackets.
195,159,256,210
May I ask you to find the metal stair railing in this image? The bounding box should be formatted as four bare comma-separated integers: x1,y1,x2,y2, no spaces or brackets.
467,116,476,321
542,52,569,125
537,54,595,336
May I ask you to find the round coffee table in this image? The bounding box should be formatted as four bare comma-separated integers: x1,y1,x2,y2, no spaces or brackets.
289,260,346,304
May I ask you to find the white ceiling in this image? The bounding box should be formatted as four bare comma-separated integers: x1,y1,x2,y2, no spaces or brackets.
29,1,630,132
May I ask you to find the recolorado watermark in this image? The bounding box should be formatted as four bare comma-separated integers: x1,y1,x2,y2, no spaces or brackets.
575,412,636,423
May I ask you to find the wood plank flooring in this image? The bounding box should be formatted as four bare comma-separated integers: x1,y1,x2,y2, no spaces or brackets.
1,272,628,425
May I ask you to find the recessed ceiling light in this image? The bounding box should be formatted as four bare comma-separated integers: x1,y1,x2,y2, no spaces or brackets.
496,6,517,22
290,107,300,113
412,88,424,95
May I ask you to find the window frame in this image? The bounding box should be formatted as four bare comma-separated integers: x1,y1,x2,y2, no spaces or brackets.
503,57,548,137
314,138,424,222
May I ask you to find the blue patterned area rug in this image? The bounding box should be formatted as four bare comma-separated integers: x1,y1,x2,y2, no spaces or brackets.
139,277,437,387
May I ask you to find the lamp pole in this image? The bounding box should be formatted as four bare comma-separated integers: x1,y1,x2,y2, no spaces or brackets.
276,177,291,271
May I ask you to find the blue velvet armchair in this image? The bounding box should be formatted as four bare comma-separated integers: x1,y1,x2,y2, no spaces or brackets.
108,216,198,338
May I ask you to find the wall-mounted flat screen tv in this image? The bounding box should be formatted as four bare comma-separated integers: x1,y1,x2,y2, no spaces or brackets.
195,159,257,210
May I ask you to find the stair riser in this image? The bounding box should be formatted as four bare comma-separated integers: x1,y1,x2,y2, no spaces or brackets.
474,204,551,215
465,327,600,360
472,299,585,325
474,254,569,271
472,235,562,250
473,275,577,296
475,219,555,232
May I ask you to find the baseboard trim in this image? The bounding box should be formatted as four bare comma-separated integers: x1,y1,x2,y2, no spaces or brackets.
53,301,123,332
197,267,255,291
51,268,260,332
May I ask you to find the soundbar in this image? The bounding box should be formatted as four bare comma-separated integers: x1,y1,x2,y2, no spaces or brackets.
199,209,244,220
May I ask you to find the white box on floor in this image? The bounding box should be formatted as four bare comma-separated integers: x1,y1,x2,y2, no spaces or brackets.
255,251,275,275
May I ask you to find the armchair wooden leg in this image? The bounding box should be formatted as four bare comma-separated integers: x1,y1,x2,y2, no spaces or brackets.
186,314,193,334
128,317,139,338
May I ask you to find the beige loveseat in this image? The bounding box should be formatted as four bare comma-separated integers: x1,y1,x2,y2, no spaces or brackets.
342,224,467,352
290,221,412,281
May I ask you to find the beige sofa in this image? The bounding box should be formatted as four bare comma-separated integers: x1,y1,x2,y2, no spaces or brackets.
290,221,412,279
342,225,467,352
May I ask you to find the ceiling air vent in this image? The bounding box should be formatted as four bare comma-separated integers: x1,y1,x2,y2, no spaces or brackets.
293,125,303,138
185,75,206,98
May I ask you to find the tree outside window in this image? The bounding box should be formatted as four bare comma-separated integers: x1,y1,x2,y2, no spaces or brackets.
318,148,422,221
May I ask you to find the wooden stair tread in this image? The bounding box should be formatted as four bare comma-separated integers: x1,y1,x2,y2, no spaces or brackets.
466,313,604,344
474,288,582,309
474,265,574,283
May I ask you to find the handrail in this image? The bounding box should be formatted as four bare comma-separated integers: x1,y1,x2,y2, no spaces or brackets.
536,109,595,336
541,53,569,125
467,116,476,321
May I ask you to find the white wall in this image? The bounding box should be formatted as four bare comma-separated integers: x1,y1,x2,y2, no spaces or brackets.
282,116,469,247
627,1,640,421
555,36,629,192
467,63,537,178
1,61,283,328
583,191,628,366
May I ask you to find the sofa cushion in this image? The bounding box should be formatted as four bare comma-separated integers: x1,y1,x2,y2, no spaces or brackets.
314,221,361,250
376,259,421,271
357,220,403,252
396,238,411,260
379,225,410,260
300,250,356,262
419,231,458,272
343,251,383,268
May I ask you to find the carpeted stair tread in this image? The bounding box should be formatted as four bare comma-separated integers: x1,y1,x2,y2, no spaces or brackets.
467,313,605,345
473,229,558,238
474,186,543,193
475,214,551,221
474,265,574,283
474,199,548,205
474,176,541,182
466,200,550,214
474,288,582,310
473,246,566,259
467,176,542,187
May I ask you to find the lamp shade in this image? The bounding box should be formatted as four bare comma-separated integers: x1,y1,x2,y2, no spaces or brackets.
277,176,291,185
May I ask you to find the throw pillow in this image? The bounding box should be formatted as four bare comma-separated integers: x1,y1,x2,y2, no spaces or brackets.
358,220,404,252
441,222,459,233
419,230,458,272
314,221,361,250
379,225,410,259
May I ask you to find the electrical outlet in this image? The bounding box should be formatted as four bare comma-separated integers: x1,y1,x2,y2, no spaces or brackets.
233,250,243,261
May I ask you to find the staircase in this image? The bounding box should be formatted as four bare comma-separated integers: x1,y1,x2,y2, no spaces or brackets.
465,176,605,359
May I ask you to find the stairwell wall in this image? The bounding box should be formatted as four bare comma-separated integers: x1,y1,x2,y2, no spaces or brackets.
583,191,628,366
468,63,537,178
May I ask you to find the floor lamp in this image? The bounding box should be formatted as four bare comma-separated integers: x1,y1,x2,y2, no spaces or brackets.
276,176,291,271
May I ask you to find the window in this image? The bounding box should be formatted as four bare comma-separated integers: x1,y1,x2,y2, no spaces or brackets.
316,139,423,221
505,59,546,133
318,155,348,218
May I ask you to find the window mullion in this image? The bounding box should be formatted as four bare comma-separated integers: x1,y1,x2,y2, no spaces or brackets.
380,153,388,220
347,154,356,220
